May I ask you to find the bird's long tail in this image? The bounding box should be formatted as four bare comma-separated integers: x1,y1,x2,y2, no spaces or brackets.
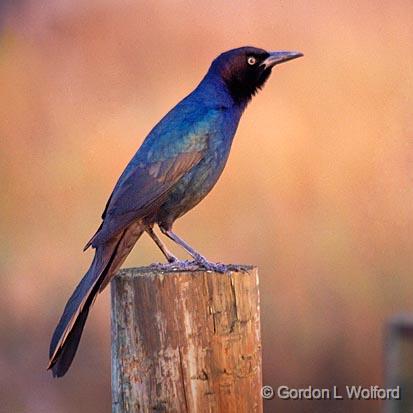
48,221,144,377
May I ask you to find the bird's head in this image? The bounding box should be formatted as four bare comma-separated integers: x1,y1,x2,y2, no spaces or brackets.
209,46,303,105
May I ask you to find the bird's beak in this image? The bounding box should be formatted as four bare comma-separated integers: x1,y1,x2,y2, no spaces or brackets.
261,51,303,69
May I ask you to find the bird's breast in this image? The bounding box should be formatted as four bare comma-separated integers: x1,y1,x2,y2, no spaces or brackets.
156,126,236,227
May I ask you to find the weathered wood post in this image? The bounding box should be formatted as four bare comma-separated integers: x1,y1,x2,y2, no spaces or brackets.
386,315,413,413
111,265,262,413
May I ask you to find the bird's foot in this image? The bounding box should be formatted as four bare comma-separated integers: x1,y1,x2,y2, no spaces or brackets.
149,258,247,273
192,255,228,273
149,259,198,272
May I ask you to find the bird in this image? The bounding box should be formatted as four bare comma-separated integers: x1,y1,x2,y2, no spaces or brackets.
48,46,302,377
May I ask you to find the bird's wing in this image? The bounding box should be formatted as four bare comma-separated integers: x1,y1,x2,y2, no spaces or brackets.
86,107,218,248
86,151,204,248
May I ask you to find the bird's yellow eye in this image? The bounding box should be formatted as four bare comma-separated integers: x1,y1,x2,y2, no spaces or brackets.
247,56,256,65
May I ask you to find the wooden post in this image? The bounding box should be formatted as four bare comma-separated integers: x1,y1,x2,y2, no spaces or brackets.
386,315,413,413
111,265,262,413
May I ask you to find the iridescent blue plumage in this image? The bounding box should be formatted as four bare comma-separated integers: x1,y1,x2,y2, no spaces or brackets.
48,46,303,377
88,52,250,246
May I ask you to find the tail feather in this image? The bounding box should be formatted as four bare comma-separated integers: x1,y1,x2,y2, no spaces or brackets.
49,292,94,377
48,234,123,376
48,221,144,377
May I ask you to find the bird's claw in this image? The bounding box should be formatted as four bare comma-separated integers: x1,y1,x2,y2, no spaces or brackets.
150,260,190,271
150,258,233,273
192,256,227,273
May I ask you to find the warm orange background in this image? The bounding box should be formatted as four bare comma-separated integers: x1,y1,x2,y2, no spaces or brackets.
1,1,413,412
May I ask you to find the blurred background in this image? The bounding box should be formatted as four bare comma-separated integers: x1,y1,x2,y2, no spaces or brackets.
1,1,413,412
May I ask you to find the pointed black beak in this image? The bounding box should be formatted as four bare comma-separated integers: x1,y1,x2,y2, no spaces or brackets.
261,51,303,69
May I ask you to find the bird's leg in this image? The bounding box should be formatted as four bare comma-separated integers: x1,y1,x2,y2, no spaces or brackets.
146,226,179,263
159,227,227,272
159,227,206,261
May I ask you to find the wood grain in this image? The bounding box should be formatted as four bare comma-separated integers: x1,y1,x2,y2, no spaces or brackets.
111,265,262,413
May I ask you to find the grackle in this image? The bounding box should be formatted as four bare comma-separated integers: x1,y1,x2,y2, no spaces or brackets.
48,46,302,377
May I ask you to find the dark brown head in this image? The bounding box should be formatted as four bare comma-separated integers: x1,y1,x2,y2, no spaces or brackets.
209,46,303,104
